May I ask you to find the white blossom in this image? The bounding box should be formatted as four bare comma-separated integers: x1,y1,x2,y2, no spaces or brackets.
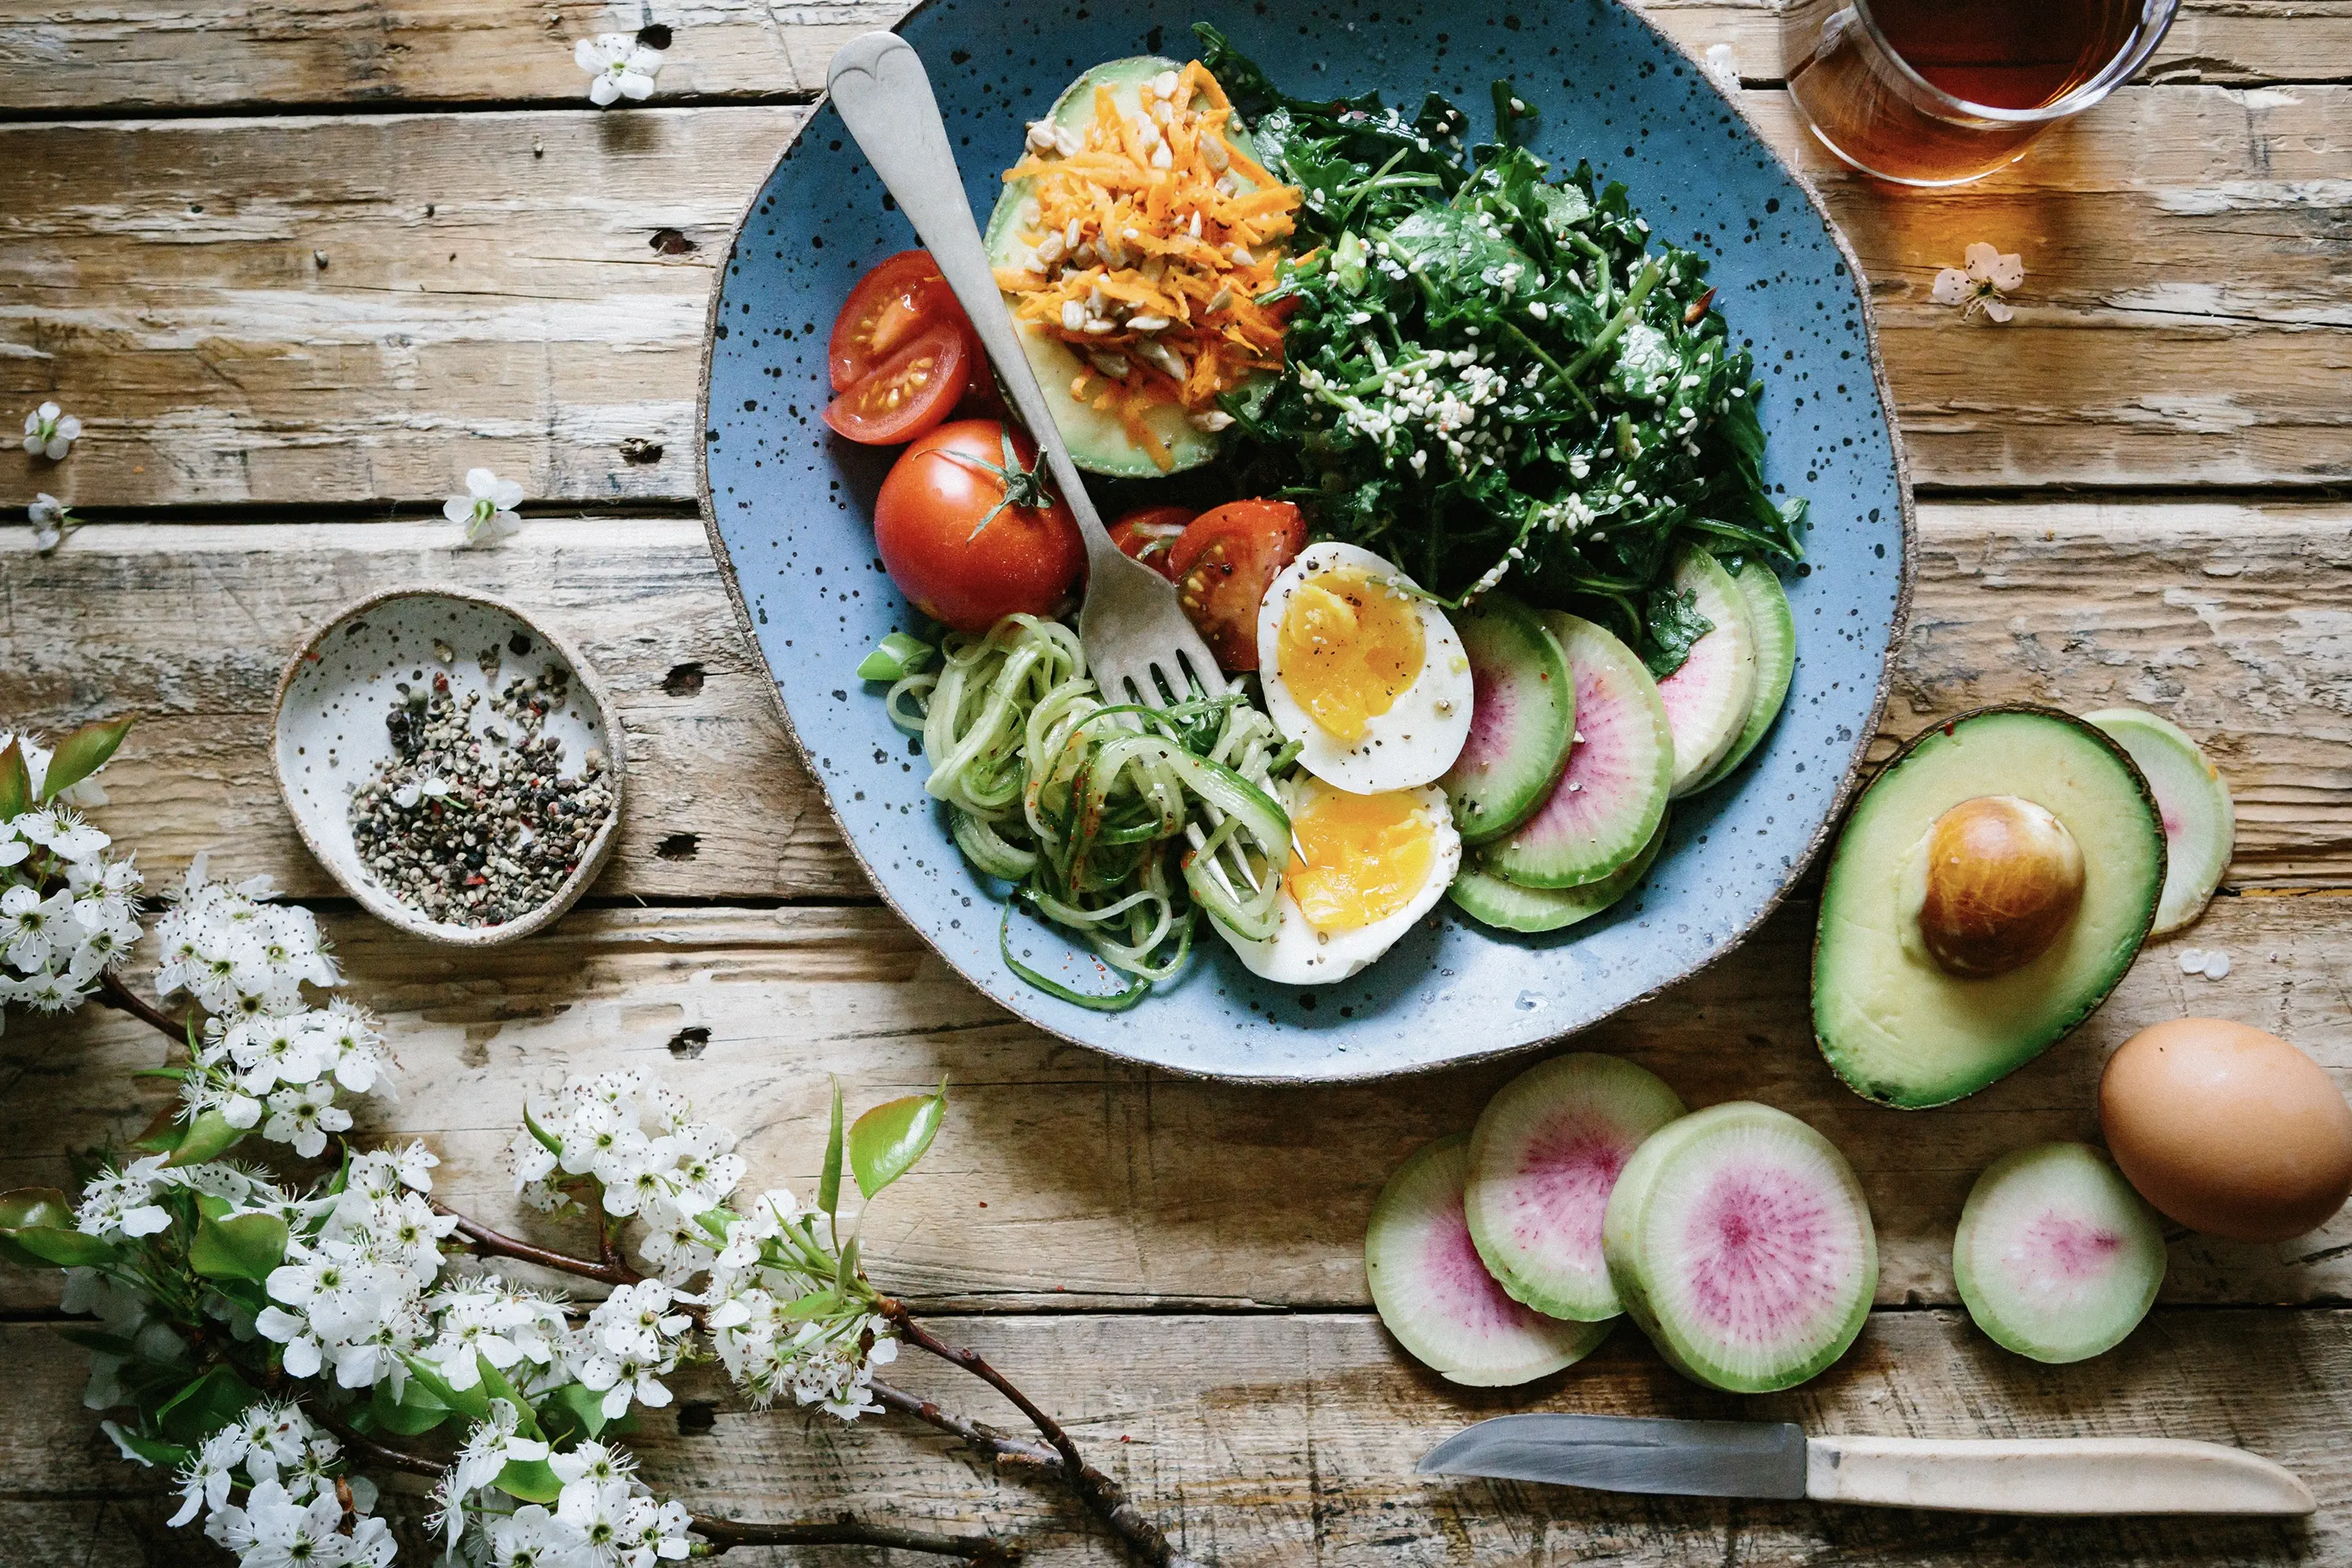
27,492,71,554
575,33,665,107
1930,241,2024,323
22,400,81,460
445,466,526,546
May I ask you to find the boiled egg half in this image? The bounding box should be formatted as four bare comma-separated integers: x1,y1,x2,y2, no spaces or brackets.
1258,541,1474,794
1218,775,1461,985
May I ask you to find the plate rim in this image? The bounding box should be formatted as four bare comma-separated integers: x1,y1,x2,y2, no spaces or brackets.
692,0,1918,1083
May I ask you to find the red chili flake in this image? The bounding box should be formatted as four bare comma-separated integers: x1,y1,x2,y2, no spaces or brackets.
465,873,487,886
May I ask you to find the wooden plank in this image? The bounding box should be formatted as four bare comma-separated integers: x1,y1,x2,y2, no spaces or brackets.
2,888,2347,1316
0,0,2341,114
6,88,2352,506
4,1309,2348,1564
9,499,2352,898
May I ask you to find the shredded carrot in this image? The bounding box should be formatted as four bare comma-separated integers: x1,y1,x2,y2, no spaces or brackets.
997,59,1301,470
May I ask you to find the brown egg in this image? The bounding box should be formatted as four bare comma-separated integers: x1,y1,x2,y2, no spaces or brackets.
1916,794,2085,978
2099,1018,2352,1243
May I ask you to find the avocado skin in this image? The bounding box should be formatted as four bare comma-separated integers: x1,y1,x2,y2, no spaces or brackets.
1811,704,2164,1110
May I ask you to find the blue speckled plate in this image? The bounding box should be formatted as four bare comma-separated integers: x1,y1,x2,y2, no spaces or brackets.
699,0,1913,1082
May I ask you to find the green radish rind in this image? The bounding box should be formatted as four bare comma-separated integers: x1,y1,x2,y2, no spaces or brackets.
1953,1142,2167,1366
1813,706,2165,1110
1483,613,1674,890
2084,708,2235,936
1465,1054,1687,1322
1690,560,1795,793
1656,549,1759,797
982,58,1263,478
1448,814,1668,934
1441,596,1577,844
1365,1135,1613,1386
1602,1102,1878,1393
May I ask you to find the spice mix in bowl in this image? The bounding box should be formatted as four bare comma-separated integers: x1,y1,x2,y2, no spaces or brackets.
273,587,625,946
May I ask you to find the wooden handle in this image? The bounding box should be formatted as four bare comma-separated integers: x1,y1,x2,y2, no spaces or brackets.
1805,1436,2315,1516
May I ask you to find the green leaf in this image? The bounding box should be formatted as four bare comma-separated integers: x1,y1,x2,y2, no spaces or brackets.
856,632,935,682
474,1355,543,1441
521,1099,565,1159
495,1456,565,1504
781,1287,844,1323
847,1077,946,1200
9,1225,118,1268
818,1077,844,1219
56,1327,143,1358
834,1233,861,1292
100,1422,191,1471
155,1363,257,1446
693,1206,735,1244
38,714,134,804
540,1380,612,1443
162,1109,245,1169
0,739,27,823
371,1374,452,1437
188,1212,288,1282
128,1102,186,1156
400,1354,492,1424
0,1188,73,1232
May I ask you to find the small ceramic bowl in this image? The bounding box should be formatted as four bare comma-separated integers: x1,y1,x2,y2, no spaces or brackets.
272,586,625,946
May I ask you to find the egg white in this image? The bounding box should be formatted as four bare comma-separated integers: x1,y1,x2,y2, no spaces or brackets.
1215,778,1462,985
1258,541,1475,795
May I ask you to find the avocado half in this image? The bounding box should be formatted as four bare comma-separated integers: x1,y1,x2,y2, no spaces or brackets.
982,56,1267,478
1813,705,2165,1109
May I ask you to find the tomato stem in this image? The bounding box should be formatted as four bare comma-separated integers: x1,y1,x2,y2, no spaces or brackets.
946,426,1061,541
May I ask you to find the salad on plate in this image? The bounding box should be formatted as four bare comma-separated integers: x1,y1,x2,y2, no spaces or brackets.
816,27,1806,1011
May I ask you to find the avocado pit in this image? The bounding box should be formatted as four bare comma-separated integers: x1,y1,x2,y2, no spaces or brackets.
1915,794,2085,978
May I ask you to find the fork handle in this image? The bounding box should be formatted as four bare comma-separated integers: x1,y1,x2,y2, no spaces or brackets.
825,33,1119,572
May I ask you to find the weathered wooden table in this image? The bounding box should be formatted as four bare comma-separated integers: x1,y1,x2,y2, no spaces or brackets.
6,3,2351,1563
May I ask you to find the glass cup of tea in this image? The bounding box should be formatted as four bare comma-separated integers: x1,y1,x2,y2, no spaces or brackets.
1782,0,2182,186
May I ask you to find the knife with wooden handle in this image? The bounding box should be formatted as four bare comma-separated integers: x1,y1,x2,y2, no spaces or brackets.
1417,1414,2316,1515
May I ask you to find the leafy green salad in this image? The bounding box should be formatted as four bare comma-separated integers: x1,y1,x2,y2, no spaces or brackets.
1200,26,1806,673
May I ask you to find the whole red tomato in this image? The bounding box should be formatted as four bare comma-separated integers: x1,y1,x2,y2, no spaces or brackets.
874,419,1084,634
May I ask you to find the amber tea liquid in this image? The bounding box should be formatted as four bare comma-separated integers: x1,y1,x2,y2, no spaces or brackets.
1786,0,2154,184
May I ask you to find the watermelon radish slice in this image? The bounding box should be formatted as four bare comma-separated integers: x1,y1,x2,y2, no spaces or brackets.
1449,814,1668,934
1954,1142,2166,1365
2085,709,2234,935
1441,595,1575,844
1690,560,1795,793
1465,1054,1688,1321
1654,549,1759,797
1365,1134,1613,1385
1602,1101,1878,1392
1483,613,1673,890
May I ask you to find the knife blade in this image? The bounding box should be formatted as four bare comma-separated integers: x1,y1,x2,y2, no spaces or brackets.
1418,1414,1808,1500
1417,1414,2317,1516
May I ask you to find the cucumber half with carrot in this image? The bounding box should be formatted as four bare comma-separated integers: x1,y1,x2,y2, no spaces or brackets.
982,57,1286,477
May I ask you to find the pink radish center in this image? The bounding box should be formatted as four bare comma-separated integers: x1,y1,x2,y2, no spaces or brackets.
1508,1115,1629,1261
1427,1196,1551,1334
1679,1165,1847,1345
1655,626,1730,728
1457,657,1515,775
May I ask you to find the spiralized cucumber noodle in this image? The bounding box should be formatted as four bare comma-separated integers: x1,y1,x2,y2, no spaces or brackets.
884,615,1298,1010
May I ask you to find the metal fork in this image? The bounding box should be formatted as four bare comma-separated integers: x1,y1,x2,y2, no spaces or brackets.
827,31,1229,706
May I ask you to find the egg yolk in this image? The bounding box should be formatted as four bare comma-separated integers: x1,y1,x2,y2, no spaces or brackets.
1276,566,1425,742
1285,784,1436,932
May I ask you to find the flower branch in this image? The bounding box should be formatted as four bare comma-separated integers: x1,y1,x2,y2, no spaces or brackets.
3,728,1192,1568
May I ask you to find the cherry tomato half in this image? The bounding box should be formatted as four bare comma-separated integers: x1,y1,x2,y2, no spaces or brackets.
829,250,964,391
1167,499,1308,673
1108,505,1196,580
874,419,1085,634
822,324,970,446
